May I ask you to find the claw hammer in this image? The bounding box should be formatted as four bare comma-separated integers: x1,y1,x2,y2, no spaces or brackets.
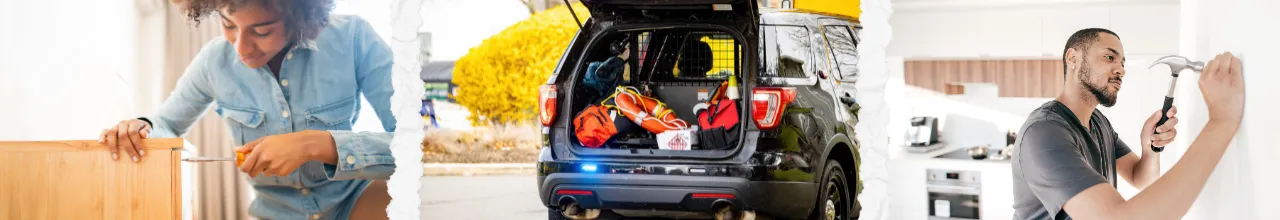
1147,55,1205,152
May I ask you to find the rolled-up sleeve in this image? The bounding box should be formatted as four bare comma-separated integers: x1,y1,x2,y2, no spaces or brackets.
324,131,395,180
1018,121,1109,216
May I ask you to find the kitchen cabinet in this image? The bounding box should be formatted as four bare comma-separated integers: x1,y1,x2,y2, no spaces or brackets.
0,138,184,219
903,59,1063,98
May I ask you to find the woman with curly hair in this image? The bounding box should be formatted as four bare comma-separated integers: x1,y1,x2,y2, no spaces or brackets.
97,0,395,219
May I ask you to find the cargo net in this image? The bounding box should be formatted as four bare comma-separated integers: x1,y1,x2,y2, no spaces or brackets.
637,31,740,80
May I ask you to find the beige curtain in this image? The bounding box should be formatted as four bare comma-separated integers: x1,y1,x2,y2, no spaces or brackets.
142,1,254,219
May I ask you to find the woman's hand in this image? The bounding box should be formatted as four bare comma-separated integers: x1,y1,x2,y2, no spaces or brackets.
99,119,151,162
235,130,337,177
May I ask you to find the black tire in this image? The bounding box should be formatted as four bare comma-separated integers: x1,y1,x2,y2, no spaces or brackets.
811,159,853,220
549,208,569,220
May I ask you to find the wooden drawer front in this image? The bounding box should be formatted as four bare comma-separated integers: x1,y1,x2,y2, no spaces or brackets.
0,138,183,220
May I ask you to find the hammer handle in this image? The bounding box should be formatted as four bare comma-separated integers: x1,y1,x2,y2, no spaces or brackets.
1156,96,1173,132
1151,97,1174,152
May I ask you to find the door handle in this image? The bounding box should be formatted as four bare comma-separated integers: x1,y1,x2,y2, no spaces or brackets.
839,96,855,105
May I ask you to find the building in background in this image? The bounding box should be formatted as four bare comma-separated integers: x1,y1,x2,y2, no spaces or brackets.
420,32,432,64
420,60,457,128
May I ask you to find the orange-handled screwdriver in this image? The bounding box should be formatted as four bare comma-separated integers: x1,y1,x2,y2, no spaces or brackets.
181,151,248,167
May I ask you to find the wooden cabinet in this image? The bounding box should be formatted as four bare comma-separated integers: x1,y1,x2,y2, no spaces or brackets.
903,59,1064,98
0,138,183,220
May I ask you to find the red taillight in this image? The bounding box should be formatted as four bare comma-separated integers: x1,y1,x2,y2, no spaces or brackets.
556,189,592,195
691,193,736,199
751,87,796,130
539,85,558,126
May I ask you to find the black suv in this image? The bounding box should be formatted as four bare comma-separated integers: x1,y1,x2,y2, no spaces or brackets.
536,1,862,219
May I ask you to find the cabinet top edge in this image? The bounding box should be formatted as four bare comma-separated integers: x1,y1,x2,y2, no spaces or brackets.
0,138,184,152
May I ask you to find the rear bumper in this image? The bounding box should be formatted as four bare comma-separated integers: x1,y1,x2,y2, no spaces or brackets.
540,173,755,212
538,172,818,219
534,147,820,219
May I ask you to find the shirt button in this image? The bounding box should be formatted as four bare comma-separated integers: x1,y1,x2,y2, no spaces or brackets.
310,214,320,220
346,155,356,164
281,79,289,87
282,111,290,118
287,52,294,60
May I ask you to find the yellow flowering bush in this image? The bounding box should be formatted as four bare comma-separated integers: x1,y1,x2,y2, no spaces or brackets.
452,3,591,125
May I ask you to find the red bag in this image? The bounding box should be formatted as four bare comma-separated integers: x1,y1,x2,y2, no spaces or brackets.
697,100,739,130
696,82,739,130
574,105,618,148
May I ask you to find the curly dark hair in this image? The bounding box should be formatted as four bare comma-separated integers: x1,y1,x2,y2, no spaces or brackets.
173,0,335,40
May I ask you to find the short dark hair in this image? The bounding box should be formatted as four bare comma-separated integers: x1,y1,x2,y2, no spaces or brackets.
174,0,335,41
1062,28,1120,78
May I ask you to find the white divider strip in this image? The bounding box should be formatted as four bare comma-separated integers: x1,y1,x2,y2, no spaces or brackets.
857,0,893,220
387,0,426,219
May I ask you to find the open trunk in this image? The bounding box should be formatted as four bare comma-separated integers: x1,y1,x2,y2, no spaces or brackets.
551,0,761,160
565,26,752,159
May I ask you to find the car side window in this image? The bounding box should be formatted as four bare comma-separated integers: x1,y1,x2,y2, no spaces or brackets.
821,25,858,80
760,25,814,78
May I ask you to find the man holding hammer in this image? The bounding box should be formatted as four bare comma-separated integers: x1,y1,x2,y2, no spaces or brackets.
1012,28,1246,220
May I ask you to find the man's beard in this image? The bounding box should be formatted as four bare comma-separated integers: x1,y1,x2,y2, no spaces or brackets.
1078,59,1118,107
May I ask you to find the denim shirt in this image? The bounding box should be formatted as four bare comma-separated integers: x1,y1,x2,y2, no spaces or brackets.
145,15,395,220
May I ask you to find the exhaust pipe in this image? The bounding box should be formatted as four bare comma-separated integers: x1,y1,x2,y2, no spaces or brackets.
558,200,602,220
713,201,757,220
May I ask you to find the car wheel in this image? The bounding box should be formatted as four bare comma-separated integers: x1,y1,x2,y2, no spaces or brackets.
812,159,852,220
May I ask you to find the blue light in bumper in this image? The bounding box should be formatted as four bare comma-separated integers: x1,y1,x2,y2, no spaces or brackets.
582,164,598,172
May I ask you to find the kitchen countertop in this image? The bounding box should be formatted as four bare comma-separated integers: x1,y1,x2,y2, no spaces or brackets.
891,143,1013,164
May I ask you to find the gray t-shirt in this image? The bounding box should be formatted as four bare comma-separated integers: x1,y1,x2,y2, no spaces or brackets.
1012,101,1133,220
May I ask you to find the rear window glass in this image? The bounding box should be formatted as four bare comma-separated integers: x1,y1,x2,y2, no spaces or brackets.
628,30,741,81
760,25,813,78
821,25,858,80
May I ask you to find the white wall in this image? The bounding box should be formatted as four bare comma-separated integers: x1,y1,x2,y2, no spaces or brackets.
890,0,1180,59
0,0,145,141
1177,0,1280,219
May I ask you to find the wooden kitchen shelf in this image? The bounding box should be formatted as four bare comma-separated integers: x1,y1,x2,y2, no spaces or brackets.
0,138,183,220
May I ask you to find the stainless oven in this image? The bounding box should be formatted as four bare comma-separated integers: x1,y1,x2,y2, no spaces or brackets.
927,169,980,220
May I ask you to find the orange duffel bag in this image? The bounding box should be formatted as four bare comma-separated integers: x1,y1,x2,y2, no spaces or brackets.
574,104,619,148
